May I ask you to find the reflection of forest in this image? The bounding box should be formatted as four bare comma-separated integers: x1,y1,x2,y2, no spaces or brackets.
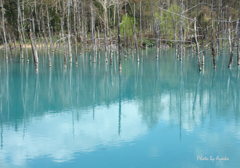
0,49,240,131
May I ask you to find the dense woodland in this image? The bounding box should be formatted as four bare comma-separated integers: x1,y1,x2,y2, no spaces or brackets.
0,0,240,71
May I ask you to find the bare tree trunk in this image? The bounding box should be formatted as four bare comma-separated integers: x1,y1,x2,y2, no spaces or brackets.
238,34,240,65
179,0,183,61
114,4,116,36
32,17,38,63
133,4,139,62
104,6,108,62
194,18,201,72
18,0,29,62
41,0,51,67
140,1,143,56
117,0,121,70
13,37,16,49
228,17,232,57
67,0,72,63
110,28,113,65
172,4,176,53
60,0,66,68
238,2,240,65
123,25,126,58
228,20,239,67
17,8,23,59
200,1,204,65
1,0,8,60
8,35,13,61
46,5,53,52
216,0,220,54
84,0,87,49
201,25,205,65
91,0,96,63
211,0,216,69
77,1,82,56
151,2,158,58
224,15,227,51
97,28,100,49
104,28,108,62
30,28,38,72
73,0,78,65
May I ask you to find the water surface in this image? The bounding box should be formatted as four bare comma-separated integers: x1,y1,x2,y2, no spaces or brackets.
0,49,240,168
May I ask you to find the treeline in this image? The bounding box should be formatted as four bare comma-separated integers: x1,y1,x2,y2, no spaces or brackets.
0,0,240,71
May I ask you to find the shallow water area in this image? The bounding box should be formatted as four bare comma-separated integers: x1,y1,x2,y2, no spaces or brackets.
0,48,240,168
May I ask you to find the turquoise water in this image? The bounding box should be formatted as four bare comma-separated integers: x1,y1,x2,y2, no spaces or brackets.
0,49,240,168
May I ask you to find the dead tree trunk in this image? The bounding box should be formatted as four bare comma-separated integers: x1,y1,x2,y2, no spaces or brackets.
1,0,7,60
46,5,53,52
238,1,240,65
238,34,240,65
41,1,51,67
179,0,183,61
228,17,232,58
200,2,204,65
123,25,126,58
133,4,139,62
17,10,23,59
194,18,201,72
117,0,121,70
151,2,158,58
104,7,108,62
18,0,29,62
67,0,72,63
201,24,205,65
91,0,96,63
140,1,143,56
8,35,13,61
228,20,239,67
30,28,38,72
73,0,78,65
211,0,216,69
110,28,113,65
60,0,66,68
172,4,177,53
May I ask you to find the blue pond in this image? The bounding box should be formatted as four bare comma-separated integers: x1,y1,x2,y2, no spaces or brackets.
0,48,240,168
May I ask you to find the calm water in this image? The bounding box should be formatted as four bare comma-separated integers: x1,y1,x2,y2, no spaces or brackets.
0,48,240,168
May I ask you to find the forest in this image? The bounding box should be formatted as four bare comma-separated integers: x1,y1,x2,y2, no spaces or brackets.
0,0,240,71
